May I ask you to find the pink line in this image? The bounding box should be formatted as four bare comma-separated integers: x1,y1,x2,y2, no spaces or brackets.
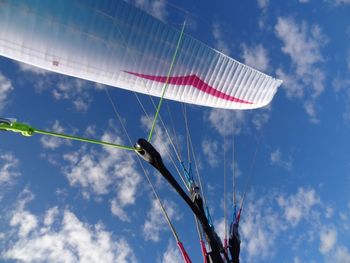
124,71,252,104
200,240,208,263
177,241,192,263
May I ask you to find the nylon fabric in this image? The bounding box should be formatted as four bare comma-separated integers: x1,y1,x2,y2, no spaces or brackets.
0,0,282,110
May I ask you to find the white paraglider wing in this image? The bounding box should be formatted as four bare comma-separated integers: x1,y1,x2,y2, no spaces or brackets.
0,0,282,110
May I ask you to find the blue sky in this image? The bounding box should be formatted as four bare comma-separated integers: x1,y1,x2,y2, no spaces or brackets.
1,0,350,262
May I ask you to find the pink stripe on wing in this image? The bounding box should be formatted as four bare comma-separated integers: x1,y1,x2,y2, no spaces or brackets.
124,71,252,104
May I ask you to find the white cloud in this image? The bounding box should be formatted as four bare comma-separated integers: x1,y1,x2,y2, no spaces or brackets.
319,227,337,254
275,18,325,77
270,149,281,163
202,139,219,167
257,0,269,9
275,17,327,122
0,152,20,185
10,209,38,238
304,100,320,124
62,129,141,219
276,68,304,99
73,98,89,112
277,187,320,226
17,62,51,75
270,148,293,171
27,73,93,112
143,198,181,242
129,0,168,21
0,73,14,112
44,206,59,226
3,196,136,263
299,0,310,2
161,241,183,263
241,44,270,72
325,206,334,219
240,194,285,261
347,49,350,72
252,106,271,130
206,188,344,262
40,120,70,149
53,79,92,112
332,75,350,123
207,109,246,137
110,199,130,222
331,0,350,5
330,246,350,263
207,107,271,136
256,0,269,28
212,23,231,55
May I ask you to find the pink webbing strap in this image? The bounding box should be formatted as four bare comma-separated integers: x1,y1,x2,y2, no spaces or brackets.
237,209,242,224
177,242,192,263
200,240,208,263
224,238,228,255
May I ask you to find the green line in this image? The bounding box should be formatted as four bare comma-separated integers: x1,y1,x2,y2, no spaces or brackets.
0,121,135,150
147,20,186,142
34,129,135,151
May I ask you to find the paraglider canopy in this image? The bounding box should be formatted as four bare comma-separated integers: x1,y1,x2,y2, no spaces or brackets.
0,0,282,111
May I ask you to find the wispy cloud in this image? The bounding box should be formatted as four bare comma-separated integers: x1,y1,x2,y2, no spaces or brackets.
276,18,325,79
319,227,337,254
206,107,272,137
239,187,331,262
0,153,20,201
0,152,20,185
3,190,136,263
161,241,183,263
329,246,350,263
110,199,131,222
252,106,272,130
207,109,246,137
128,0,168,21
0,73,14,112
330,0,350,5
40,120,70,150
332,60,350,124
18,64,94,112
52,79,92,112
17,62,51,75
270,148,293,171
256,0,270,29
62,128,141,220
240,193,286,261
212,23,231,55
202,139,219,167
277,187,320,226
143,198,181,242
275,17,327,123
257,0,269,9
241,44,270,73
